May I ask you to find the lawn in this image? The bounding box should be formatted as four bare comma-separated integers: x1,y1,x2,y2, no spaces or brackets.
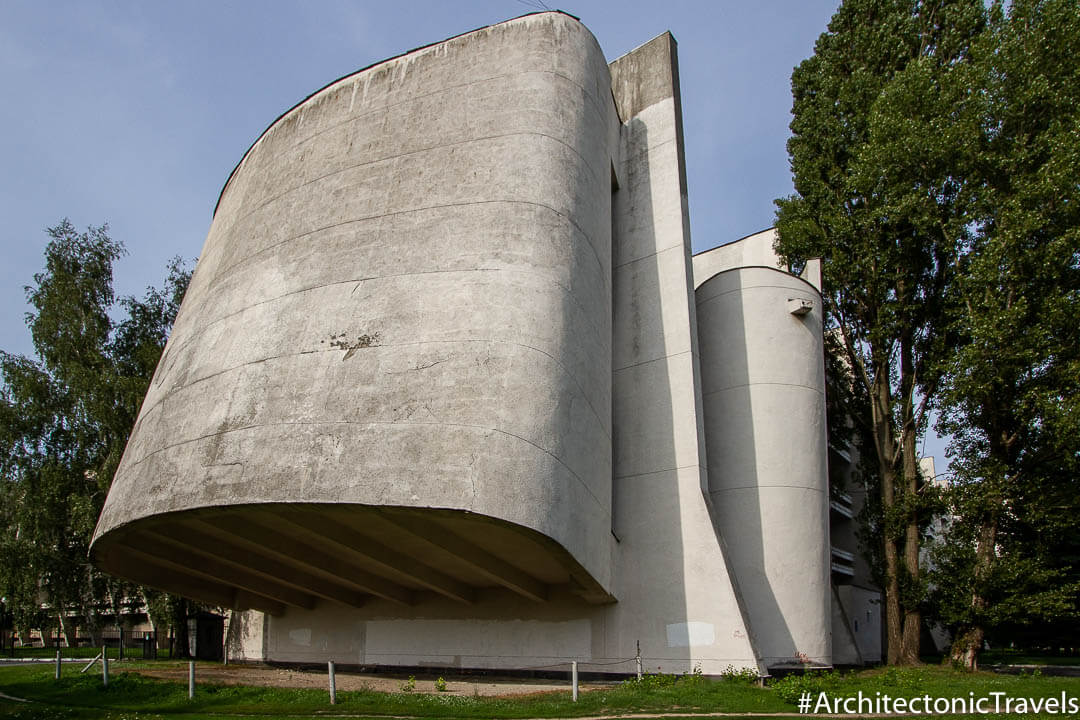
980,649,1080,667
2,661,1080,719
0,662,784,719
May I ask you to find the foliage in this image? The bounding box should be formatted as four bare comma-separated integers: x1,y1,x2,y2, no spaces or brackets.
719,664,760,684
783,0,1078,670
925,0,1080,667
769,669,847,705
400,675,416,692
434,676,447,692
622,664,706,691
0,220,191,636
775,0,987,664
770,666,951,704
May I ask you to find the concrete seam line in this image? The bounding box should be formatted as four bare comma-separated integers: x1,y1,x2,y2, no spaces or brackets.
612,237,687,270
613,349,691,373
269,69,610,169
695,278,823,307
132,336,614,459
205,195,608,307
121,418,613,519
709,484,828,494
228,129,607,233
218,62,611,214
614,463,704,481
701,381,826,396
163,258,609,386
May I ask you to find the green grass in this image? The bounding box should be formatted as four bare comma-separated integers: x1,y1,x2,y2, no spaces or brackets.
980,649,1080,666
771,665,1080,718
0,662,785,719
1,661,1080,719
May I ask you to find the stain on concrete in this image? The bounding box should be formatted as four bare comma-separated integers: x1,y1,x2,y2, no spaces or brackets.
328,331,381,360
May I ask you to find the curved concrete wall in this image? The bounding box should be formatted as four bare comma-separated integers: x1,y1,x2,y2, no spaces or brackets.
695,267,831,667
93,13,615,594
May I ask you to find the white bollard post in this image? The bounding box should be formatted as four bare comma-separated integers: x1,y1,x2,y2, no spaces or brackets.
102,649,109,688
328,660,337,704
55,650,61,681
636,640,642,680
571,660,578,702
188,661,195,699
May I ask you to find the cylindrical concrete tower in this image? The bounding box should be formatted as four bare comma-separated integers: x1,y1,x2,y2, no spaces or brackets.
695,266,831,668
91,12,617,611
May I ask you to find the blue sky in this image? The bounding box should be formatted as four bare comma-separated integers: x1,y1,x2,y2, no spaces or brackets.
0,1,948,461
0,0,843,352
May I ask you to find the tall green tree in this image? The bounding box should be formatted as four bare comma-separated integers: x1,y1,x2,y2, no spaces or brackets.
775,0,987,664
927,0,1080,669
0,220,190,639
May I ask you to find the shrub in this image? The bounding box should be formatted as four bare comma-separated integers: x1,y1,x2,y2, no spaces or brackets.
721,664,760,684
769,670,845,704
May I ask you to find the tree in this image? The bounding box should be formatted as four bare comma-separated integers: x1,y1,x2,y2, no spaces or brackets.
927,0,1080,669
775,0,987,664
0,220,191,641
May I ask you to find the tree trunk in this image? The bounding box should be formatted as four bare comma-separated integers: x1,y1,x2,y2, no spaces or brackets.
871,369,907,665
171,598,191,659
883,533,904,664
58,613,78,648
899,413,922,664
143,590,165,635
952,514,999,670
950,626,985,671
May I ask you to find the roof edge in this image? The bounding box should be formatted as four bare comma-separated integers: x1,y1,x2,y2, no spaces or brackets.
212,10,582,218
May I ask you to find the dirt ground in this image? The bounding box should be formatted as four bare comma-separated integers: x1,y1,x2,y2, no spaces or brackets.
130,662,607,697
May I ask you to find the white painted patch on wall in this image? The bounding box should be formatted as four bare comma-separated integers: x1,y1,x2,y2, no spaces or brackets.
666,621,716,648
366,619,591,660
288,628,312,647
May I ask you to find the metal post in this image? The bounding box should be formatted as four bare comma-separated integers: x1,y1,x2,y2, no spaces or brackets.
636,640,642,680
102,648,109,688
328,660,336,704
55,650,61,681
571,660,578,702
188,661,195,699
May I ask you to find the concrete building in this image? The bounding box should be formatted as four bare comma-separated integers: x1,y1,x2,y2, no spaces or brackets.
90,12,875,674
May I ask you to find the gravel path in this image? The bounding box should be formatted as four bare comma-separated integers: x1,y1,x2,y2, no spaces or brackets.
131,663,603,697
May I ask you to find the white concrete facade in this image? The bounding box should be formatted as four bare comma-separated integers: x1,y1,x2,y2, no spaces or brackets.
91,12,835,674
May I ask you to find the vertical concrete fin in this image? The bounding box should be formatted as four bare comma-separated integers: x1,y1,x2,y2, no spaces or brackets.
609,32,689,194
608,33,759,673
801,257,823,292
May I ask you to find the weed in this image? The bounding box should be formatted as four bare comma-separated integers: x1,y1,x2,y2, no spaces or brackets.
721,663,761,684
770,669,845,704
434,676,448,692
624,671,678,690
623,664,707,691
400,674,416,692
